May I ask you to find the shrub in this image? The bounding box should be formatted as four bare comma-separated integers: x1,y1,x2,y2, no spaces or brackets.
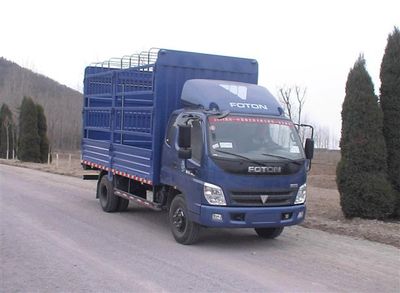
18,97,40,162
380,27,400,217
337,56,395,219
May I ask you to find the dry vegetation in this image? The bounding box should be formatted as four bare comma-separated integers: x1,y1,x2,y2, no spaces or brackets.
304,149,399,248
1,150,399,248
0,58,82,150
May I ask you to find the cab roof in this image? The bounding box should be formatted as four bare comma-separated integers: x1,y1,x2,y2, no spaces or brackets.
181,79,284,116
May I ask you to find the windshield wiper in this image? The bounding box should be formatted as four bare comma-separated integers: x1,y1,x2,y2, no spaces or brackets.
203,109,230,119
261,153,303,165
213,149,267,167
216,110,230,119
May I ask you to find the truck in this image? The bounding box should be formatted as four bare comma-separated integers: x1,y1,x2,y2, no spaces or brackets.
81,48,314,244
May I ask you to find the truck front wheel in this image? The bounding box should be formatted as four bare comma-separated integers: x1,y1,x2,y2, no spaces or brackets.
98,176,120,212
169,194,200,245
255,227,284,239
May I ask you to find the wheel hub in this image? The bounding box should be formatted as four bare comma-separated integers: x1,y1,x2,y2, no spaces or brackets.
172,208,186,232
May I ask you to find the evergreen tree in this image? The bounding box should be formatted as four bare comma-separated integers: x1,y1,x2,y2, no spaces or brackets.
337,56,395,219
380,27,400,217
0,104,6,157
36,103,49,163
18,97,40,162
0,103,16,159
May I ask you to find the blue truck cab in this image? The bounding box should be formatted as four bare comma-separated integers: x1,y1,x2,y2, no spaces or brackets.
81,49,314,244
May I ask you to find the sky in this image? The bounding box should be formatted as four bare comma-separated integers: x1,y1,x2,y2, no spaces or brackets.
1,0,399,147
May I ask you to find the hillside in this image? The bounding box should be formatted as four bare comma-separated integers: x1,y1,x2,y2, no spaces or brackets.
0,57,82,150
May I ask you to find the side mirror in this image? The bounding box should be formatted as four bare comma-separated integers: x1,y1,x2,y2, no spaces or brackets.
178,124,192,159
178,124,191,148
305,138,314,160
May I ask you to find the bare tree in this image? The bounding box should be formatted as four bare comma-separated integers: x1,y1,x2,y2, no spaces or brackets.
278,85,340,150
314,125,329,149
277,85,307,126
5,118,10,159
278,86,294,121
0,104,16,159
277,85,308,142
0,58,82,151
313,125,340,150
294,86,307,126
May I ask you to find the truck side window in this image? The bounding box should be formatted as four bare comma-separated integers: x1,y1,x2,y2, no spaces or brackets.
191,120,203,163
166,114,178,146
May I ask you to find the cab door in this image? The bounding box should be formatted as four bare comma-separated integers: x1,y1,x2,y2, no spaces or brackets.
161,114,205,216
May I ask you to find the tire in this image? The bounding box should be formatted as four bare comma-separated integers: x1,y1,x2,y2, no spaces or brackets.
117,198,129,212
169,194,200,245
255,227,284,239
97,175,120,212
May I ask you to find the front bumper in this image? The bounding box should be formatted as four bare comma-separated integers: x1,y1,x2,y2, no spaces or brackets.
199,204,306,228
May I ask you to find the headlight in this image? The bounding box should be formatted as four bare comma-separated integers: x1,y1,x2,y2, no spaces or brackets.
294,183,307,204
204,182,226,205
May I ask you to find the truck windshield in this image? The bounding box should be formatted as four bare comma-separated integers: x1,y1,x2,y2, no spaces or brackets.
207,115,305,161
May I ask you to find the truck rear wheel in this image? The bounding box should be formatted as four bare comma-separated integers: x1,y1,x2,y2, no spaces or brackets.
169,194,200,245
98,176,120,212
117,198,129,212
255,227,284,239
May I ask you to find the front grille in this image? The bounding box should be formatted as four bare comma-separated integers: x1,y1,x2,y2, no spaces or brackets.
230,190,296,207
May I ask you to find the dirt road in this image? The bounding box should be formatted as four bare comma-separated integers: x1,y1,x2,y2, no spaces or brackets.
1,164,399,292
